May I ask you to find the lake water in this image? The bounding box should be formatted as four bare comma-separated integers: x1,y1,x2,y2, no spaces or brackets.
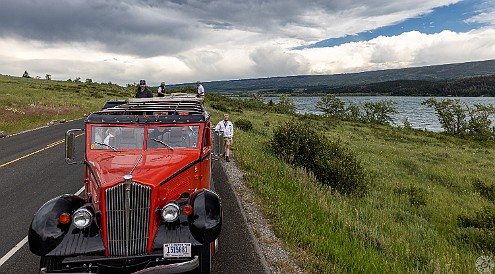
263,96,495,132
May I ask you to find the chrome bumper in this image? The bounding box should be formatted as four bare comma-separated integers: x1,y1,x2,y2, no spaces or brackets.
40,256,199,274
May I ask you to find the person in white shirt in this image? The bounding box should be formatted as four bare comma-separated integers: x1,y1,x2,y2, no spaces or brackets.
103,128,119,147
196,81,205,98
215,114,234,162
157,82,166,97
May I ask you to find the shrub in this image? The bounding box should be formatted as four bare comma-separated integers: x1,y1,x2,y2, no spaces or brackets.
466,103,495,140
311,140,370,195
473,178,495,201
402,117,412,129
316,94,345,117
235,118,253,131
210,102,229,112
362,100,398,125
422,98,467,135
423,97,495,139
270,121,370,196
274,95,296,114
270,120,322,167
458,206,495,252
344,101,361,121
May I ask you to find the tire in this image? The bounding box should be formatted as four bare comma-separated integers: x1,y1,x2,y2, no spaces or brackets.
40,256,63,272
194,243,211,274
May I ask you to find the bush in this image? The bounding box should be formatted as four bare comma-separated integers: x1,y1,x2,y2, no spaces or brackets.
311,140,370,195
467,104,495,140
423,98,495,139
362,100,398,125
274,95,296,114
270,121,370,196
270,120,322,167
235,118,253,131
210,102,229,112
316,94,345,117
458,206,495,252
402,117,412,129
473,178,495,201
422,98,467,135
344,101,361,121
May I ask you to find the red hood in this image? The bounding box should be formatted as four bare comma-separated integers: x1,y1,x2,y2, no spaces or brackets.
87,150,200,187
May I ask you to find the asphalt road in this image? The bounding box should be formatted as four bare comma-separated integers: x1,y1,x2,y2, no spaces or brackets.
0,119,267,274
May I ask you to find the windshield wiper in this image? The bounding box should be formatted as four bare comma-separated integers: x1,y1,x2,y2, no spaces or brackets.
152,138,174,150
94,142,117,151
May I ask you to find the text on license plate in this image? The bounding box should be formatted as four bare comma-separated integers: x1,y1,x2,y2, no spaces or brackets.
163,243,191,258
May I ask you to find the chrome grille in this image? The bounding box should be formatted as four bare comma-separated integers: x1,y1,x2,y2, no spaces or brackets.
105,182,151,256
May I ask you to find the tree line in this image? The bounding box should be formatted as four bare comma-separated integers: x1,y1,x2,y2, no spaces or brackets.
302,74,495,97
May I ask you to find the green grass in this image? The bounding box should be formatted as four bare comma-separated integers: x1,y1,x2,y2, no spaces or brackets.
211,109,495,273
0,75,133,134
3,75,493,272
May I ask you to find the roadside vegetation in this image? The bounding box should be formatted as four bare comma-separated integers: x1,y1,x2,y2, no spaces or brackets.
3,74,495,272
0,75,195,135
208,94,495,273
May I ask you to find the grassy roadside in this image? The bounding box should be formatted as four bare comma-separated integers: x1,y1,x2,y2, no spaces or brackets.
0,75,132,134
212,108,495,273
3,74,494,272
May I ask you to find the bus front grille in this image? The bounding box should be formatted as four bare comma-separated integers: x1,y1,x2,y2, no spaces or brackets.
105,182,151,256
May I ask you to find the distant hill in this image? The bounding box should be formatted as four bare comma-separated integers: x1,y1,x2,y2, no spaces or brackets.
170,59,495,93
330,74,495,97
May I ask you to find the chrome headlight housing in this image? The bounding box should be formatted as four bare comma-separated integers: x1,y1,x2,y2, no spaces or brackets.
73,208,93,229
161,203,180,222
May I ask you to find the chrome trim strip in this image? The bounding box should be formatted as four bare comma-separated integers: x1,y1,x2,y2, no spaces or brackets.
40,256,199,274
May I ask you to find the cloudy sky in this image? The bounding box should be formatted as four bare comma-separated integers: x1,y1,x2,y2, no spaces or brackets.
0,0,494,86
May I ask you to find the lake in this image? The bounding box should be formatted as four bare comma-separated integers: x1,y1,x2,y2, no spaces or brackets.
263,96,495,132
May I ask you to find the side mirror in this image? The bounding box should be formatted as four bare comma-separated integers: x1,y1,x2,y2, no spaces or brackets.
65,129,83,164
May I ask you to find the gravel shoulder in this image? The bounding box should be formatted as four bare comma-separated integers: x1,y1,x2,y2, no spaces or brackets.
219,158,307,274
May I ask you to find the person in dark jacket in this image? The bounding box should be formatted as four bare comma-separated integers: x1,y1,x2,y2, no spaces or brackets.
135,79,153,98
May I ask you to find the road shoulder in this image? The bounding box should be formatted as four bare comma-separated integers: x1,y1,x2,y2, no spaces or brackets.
216,158,306,274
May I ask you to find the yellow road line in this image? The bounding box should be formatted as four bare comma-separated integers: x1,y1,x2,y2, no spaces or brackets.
0,133,84,168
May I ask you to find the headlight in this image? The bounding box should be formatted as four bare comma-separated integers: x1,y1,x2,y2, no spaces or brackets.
161,203,180,222
73,208,93,229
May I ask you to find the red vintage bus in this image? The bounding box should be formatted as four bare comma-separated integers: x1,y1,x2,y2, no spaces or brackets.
28,95,222,273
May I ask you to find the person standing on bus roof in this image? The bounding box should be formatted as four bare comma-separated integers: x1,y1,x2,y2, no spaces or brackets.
157,82,166,97
196,81,205,98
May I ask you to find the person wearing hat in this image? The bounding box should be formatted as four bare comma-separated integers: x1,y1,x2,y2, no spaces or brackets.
135,80,153,98
196,81,205,98
157,81,166,97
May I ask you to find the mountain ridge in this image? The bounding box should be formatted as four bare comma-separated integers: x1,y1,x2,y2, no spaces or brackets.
171,59,495,93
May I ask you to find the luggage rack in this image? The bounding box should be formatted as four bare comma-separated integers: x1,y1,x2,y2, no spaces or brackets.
96,94,205,116
86,94,209,124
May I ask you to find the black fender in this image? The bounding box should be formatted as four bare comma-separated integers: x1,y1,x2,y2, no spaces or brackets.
188,189,222,245
28,194,85,256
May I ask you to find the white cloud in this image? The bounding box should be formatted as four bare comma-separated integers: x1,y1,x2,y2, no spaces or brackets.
296,28,495,74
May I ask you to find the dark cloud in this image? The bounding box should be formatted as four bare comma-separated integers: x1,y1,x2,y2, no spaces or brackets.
0,0,491,85
0,0,198,57
0,0,433,58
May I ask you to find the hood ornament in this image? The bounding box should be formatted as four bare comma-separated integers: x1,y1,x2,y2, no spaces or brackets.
123,155,143,190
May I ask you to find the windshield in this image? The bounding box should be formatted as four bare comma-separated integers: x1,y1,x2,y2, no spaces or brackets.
91,126,144,150
147,126,199,149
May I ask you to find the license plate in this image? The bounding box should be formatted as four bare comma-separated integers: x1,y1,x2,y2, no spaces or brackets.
163,243,191,258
